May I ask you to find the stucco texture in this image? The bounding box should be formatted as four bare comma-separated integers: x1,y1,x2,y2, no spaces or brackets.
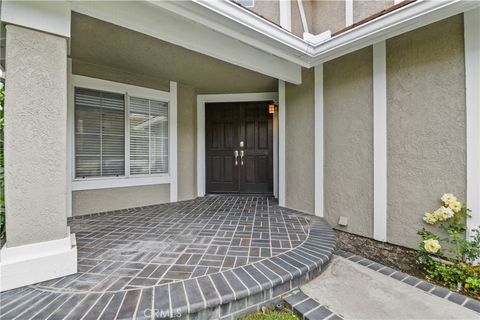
324,47,374,238
386,15,466,248
4,25,68,247
72,185,170,216
285,68,315,214
251,0,280,25
353,0,394,24
310,0,346,34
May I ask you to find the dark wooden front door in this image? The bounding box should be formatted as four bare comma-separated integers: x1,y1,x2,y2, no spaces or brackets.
206,102,273,194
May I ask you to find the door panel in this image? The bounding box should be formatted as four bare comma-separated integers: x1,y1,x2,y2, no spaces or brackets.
206,103,240,193
205,102,273,194
239,102,273,193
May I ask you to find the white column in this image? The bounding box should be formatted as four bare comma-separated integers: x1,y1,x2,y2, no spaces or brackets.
465,8,480,239
169,81,178,202
345,0,354,26
373,41,388,242
278,80,287,206
279,0,292,31
314,65,324,217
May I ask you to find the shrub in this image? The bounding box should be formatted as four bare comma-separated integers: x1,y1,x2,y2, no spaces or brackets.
417,194,480,298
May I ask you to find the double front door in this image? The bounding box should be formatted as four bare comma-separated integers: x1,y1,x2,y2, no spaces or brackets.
205,102,273,194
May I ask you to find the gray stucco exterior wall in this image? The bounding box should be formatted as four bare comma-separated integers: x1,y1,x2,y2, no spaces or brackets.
251,0,280,26
4,26,68,246
72,185,170,216
324,47,374,238
353,0,394,24
311,0,346,34
386,15,466,248
285,68,315,214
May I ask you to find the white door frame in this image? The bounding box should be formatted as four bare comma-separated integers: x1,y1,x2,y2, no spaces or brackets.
196,92,279,198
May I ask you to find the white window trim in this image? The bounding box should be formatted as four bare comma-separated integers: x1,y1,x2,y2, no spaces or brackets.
69,75,176,193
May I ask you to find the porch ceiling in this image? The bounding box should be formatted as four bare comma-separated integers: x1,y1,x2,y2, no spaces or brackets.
71,13,277,94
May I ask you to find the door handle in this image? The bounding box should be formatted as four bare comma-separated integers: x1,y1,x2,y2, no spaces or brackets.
234,150,239,166
240,150,244,166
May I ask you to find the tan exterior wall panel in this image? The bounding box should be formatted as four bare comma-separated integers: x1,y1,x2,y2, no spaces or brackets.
285,68,315,214
251,0,280,25
311,0,346,35
353,0,394,24
386,15,466,248
4,26,68,247
291,0,305,37
324,47,374,238
73,59,170,92
73,185,170,216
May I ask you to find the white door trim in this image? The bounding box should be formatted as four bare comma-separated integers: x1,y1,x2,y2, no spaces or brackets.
278,81,286,207
465,8,480,239
169,81,178,202
373,41,388,242
196,92,278,198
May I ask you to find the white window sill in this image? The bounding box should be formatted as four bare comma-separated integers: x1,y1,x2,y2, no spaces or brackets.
71,176,171,191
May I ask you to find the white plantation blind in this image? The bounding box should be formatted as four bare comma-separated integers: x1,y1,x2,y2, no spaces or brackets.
74,88,125,178
129,97,169,175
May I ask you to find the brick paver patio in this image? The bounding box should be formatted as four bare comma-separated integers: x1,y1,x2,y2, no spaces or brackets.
0,196,337,319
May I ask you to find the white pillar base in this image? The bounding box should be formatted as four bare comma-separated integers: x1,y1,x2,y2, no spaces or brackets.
0,228,77,292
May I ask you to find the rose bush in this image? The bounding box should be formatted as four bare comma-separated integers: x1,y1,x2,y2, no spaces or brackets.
418,194,480,299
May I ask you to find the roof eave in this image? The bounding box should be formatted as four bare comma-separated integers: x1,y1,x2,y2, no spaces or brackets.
178,0,479,67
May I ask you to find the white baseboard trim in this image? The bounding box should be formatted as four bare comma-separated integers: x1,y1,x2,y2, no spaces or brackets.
0,228,77,292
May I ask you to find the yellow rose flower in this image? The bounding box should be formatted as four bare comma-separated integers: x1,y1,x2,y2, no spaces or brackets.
441,193,457,206
433,207,454,221
433,207,447,221
449,201,462,213
423,212,437,224
424,239,441,254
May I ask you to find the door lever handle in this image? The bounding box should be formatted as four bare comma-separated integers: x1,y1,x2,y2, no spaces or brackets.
240,150,244,166
234,150,239,166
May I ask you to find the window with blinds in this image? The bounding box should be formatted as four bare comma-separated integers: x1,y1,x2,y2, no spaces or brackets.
129,97,169,175
74,88,125,178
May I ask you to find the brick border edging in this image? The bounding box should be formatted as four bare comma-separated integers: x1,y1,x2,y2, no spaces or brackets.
335,250,480,314
25,216,335,319
190,217,336,319
284,290,344,320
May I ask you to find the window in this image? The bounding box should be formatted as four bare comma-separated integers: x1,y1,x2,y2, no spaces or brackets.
75,88,125,178
129,97,169,175
74,87,169,180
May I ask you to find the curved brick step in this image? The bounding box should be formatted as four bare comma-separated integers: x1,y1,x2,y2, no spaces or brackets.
174,217,336,319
